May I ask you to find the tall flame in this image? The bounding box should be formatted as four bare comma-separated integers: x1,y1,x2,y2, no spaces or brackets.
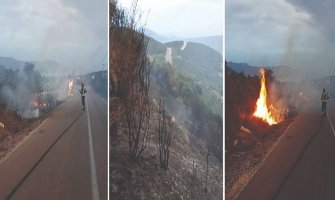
253,68,277,125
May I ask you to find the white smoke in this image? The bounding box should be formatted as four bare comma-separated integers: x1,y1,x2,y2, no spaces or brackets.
165,47,173,65
0,63,68,118
181,41,188,50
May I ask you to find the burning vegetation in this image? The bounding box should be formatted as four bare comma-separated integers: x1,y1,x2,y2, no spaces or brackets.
253,68,284,125
0,63,64,118
0,63,65,159
225,61,305,199
226,64,291,152
32,91,59,113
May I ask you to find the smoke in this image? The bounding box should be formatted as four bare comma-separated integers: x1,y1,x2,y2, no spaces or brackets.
0,63,67,118
268,73,324,118
226,0,335,79
0,0,107,74
181,41,188,50
165,47,173,65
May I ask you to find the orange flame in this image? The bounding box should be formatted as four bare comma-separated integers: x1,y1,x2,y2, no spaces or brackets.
253,68,277,125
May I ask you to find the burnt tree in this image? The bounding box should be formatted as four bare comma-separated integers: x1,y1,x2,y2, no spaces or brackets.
110,0,152,160
158,99,175,170
125,48,151,161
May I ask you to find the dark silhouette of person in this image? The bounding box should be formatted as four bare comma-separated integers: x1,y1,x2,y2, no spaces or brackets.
79,83,87,111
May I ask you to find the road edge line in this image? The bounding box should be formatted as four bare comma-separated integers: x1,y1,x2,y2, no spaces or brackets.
236,121,293,199
5,112,83,199
327,113,335,137
0,118,48,165
86,98,100,200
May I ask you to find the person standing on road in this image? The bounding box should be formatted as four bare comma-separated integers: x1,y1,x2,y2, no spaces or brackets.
79,83,87,111
321,88,329,114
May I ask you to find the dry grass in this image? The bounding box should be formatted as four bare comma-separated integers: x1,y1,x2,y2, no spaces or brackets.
0,105,55,161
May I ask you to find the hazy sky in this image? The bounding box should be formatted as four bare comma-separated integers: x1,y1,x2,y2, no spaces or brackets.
226,0,335,78
0,0,107,74
119,0,223,38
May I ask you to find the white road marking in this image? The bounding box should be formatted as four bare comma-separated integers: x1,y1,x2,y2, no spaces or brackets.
237,122,293,199
327,113,335,138
86,98,100,200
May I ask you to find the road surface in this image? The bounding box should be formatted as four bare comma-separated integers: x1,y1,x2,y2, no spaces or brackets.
0,85,107,200
238,99,335,200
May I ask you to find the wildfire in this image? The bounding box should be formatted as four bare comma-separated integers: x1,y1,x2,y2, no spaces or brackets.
253,68,278,125
33,101,49,109
68,79,74,96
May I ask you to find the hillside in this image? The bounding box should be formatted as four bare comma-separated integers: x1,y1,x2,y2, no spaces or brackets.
227,61,304,82
186,35,223,55
0,56,26,70
148,38,223,116
111,98,223,200
164,41,222,90
148,37,223,159
110,1,223,198
145,29,222,55
0,56,66,76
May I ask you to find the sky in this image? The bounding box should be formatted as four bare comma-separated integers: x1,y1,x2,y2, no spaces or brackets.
0,0,108,74
226,0,335,78
119,0,223,39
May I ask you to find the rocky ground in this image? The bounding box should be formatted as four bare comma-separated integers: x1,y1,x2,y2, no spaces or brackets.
225,119,293,200
110,98,223,200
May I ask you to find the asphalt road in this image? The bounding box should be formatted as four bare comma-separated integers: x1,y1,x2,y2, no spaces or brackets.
238,98,335,200
0,85,107,200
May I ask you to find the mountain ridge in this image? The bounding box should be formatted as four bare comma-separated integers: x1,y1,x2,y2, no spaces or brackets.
227,61,304,82
145,29,222,55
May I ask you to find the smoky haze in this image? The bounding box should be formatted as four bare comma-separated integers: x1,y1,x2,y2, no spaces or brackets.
0,0,107,75
0,63,69,118
226,0,335,79
119,0,223,38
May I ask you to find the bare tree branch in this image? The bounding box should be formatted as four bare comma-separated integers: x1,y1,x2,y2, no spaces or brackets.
158,99,175,170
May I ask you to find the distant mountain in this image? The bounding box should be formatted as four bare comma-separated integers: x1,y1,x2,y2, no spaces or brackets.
145,29,222,54
186,35,223,55
225,65,237,76
0,56,64,76
227,61,303,82
226,62,259,76
0,56,26,70
144,29,179,43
